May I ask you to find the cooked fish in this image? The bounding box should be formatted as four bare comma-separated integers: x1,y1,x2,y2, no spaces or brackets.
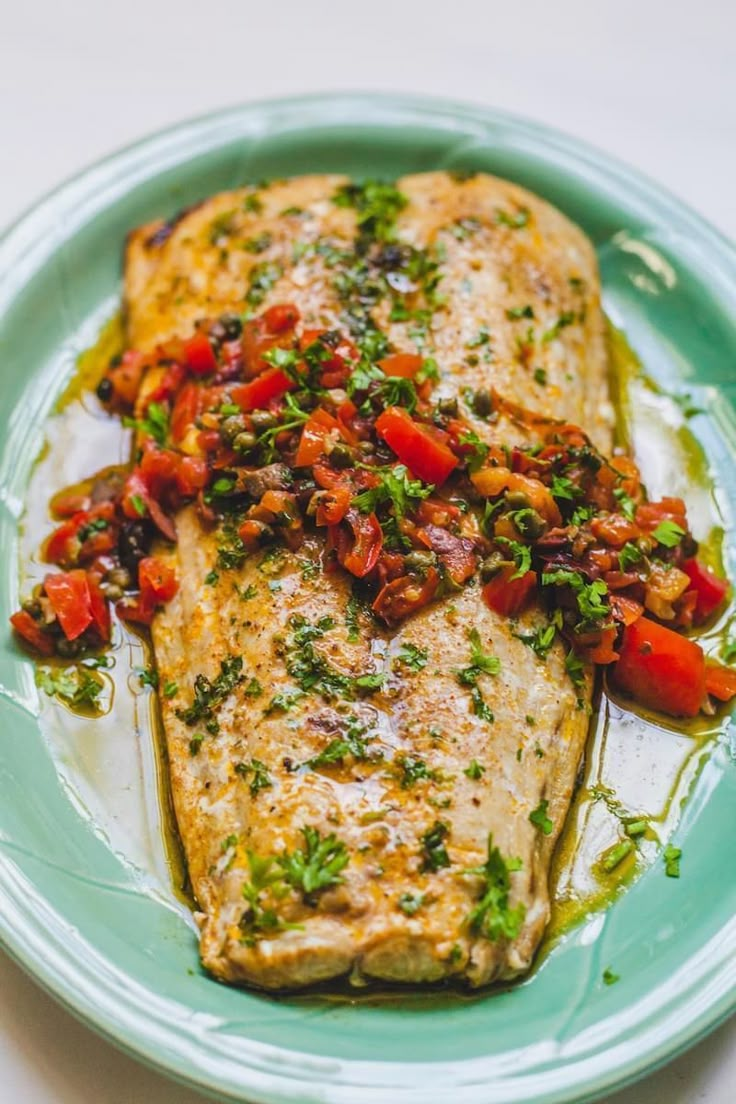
124,171,611,989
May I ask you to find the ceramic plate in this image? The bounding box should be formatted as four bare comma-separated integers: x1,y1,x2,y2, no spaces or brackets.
0,94,734,1104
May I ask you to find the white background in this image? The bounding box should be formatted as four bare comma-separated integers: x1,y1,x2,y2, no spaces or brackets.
1,1,734,1101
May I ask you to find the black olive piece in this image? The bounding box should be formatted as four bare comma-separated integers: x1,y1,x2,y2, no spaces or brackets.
220,313,243,340
96,378,113,402
118,520,153,574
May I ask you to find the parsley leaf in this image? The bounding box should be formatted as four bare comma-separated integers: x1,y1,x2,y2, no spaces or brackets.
420,821,451,872
277,826,350,897
652,520,686,548
396,643,429,671
529,799,553,835
664,843,682,878
464,834,525,941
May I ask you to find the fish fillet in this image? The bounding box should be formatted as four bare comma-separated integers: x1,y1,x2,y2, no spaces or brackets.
123,171,611,988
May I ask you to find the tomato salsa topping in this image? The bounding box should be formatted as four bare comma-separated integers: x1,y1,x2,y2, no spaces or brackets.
10,209,735,722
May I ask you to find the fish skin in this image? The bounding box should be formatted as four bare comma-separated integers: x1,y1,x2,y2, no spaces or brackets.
124,171,611,989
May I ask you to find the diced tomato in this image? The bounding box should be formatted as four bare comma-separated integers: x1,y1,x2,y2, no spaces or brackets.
243,304,300,376
138,557,178,604
175,455,209,495
482,566,537,618
106,350,148,406
171,382,202,443
704,663,736,702
681,559,729,623
613,616,705,718
635,497,688,532
379,353,424,379
295,409,342,467
263,303,300,334
44,516,84,565
232,369,294,412
183,331,217,375
145,362,187,405
121,469,177,542
116,594,154,626
10,610,54,656
315,487,351,526
591,513,641,548
372,568,440,623
416,498,462,528
376,407,458,486
341,510,383,578
87,576,111,641
44,570,94,641
50,489,91,517
610,594,644,626
584,627,619,664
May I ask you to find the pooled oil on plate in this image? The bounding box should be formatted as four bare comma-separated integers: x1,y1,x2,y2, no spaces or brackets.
0,94,734,1104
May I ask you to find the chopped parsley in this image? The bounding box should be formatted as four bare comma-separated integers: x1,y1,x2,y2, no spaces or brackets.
396,755,439,788
277,826,350,897
496,207,530,229
603,967,620,986
663,843,682,878
529,799,553,835
352,465,432,517
36,665,103,711
420,821,451,872
234,758,272,797
122,400,169,445
176,656,245,726
396,643,429,671
397,892,424,915
332,179,408,243
464,834,525,941
464,760,485,781
652,520,686,548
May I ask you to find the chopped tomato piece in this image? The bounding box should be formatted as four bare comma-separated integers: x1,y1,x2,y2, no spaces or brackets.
375,407,458,486
416,498,462,528
87,576,111,641
262,303,300,334
341,510,383,578
591,513,640,548
50,488,91,517
171,382,202,443
315,487,351,526
635,497,687,532
138,557,178,604
44,570,94,641
10,610,54,656
613,616,705,718
610,594,644,626
183,331,217,375
584,627,619,664
379,353,424,378
106,350,148,406
232,368,294,412
175,455,209,495
482,566,537,618
704,663,736,702
372,568,440,623
44,516,84,565
471,467,512,498
681,558,729,622
295,409,342,467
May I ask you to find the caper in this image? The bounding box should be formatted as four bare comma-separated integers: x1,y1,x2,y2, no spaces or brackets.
21,597,42,618
220,313,243,340
514,509,546,540
357,441,375,455
636,536,654,555
330,443,354,469
404,550,437,571
438,396,459,417
108,566,132,589
96,377,113,403
472,388,493,418
220,414,248,443
250,410,278,432
480,552,509,581
102,583,124,601
505,491,531,511
233,431,258,453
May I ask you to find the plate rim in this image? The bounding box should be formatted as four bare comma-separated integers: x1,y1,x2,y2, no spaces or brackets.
0,90,734,1104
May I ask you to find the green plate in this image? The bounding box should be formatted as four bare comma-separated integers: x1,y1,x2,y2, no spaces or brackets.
0,93,734,1104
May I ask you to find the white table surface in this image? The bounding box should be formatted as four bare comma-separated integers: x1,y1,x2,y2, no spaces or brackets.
1,1,734,1101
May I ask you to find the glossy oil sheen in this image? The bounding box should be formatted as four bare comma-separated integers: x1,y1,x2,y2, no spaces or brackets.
0,94,734,1104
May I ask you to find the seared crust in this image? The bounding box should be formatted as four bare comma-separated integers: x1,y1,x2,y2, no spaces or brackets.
125,171,611,989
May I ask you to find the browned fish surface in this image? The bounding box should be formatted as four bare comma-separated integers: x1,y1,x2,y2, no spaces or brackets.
124,171,611,988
